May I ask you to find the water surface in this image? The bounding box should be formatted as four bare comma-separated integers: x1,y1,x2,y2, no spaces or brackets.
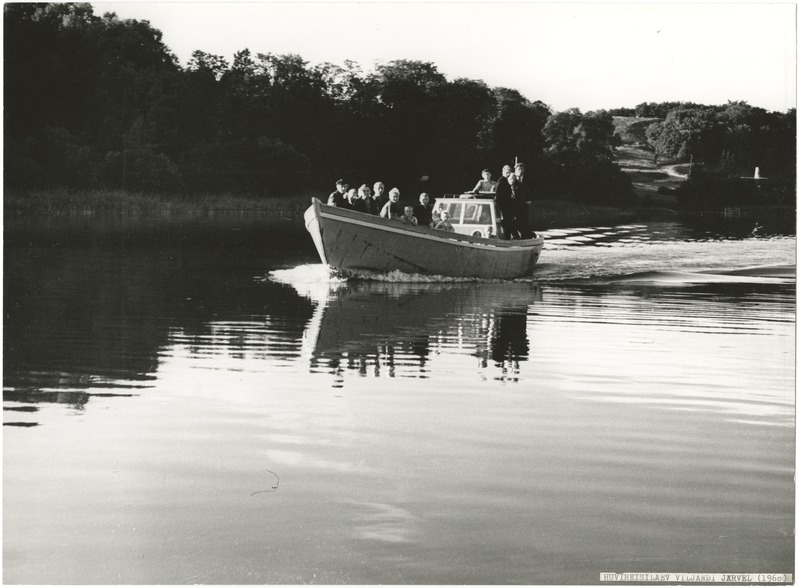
4,215,795,584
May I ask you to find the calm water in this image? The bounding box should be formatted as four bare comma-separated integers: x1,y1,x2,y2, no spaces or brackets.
4,214,795,584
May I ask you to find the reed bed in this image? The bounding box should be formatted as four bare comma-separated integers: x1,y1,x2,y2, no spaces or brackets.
4,189,317,218
6,188,683,229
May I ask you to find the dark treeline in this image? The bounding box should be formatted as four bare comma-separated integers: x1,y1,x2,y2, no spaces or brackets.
630,101,796,208
4,3,795,210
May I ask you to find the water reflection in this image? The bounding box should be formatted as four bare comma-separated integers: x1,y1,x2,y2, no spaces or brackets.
273,276,543,384
3,241,314,424
4,216,794,584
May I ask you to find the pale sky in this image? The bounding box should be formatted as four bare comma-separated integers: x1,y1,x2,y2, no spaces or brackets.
92,2,797,113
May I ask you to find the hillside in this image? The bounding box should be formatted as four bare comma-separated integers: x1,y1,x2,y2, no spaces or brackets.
613,116,683,206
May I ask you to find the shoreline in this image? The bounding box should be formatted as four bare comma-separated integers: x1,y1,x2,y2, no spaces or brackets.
4,189,792,230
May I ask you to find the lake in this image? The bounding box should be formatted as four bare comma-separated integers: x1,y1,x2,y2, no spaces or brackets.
3,212,795,584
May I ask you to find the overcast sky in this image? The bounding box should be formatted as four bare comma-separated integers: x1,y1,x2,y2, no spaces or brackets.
92,2,797,113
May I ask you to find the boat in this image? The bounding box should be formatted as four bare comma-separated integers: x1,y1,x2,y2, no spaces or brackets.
303,194,544,279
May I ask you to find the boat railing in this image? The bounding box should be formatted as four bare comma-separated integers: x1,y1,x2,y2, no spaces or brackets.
441,192,495,199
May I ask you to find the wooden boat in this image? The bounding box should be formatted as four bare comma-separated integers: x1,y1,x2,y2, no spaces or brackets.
303,195,544,279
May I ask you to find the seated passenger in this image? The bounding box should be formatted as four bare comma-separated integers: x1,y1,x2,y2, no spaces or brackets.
328,179,347,207
379,187,403,220
431,201,444,225
342,188,366,212
473,169,497,193
413,192,434,227
373,182,388,208
400,205,418,225
359,184,380,215
435,210,455,232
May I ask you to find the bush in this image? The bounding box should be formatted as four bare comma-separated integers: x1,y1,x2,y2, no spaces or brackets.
103,148,185,193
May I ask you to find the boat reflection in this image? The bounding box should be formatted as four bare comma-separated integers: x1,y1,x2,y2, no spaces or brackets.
294,279,543,383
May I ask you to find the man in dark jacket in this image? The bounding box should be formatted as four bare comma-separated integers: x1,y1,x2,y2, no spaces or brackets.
513,163,533,239
327,179,347,207
494,164,515,238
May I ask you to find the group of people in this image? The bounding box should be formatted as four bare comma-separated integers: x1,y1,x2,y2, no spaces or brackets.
327,161,532,239
327,180,454,232
471,162,533,240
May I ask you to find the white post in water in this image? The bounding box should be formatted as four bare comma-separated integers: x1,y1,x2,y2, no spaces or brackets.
754,167,760,179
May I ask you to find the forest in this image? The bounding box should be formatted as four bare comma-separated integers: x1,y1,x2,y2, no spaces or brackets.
4,3,796,209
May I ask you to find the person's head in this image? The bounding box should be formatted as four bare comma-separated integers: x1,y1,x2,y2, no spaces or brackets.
388,188,400,202
373,182,385,196
358,184,371,199
482,169,491,181
403,206,414,217
508,173,517,185
515,163,525,177
419,192,430,205
440,210,451,221
347,188,358,201
335,179,346,193
501,165,512,177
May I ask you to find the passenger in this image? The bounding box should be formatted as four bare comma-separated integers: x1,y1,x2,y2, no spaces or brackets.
328,179,347,207
359,184,380,215
514,162,527,185
494,165,515,239
497,173,524,239
413,192,435,227
373,182,388,208
493,165,512,195
379,187,403,220
434,210,455,232
342,188,366,212
513,163,533,239
472,169,497,193
400,206,418,225
431,201,444,225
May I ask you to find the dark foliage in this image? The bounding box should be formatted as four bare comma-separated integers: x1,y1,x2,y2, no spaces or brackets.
4,4,794,210
676,166,796,210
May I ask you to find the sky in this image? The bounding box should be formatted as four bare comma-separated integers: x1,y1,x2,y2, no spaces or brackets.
92,2,797,113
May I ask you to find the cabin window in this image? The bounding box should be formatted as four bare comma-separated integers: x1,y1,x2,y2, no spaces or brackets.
445,202,464,224
465,203,492,225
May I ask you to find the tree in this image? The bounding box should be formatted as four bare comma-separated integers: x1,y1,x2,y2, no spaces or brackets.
541,109,633,204
480,89,550,168
543,109,615,161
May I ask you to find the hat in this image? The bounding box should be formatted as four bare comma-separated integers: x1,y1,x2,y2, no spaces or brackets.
335,178,344,185
482,168,490,174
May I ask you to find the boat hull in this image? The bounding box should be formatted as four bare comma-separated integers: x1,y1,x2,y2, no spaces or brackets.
304,198,544,279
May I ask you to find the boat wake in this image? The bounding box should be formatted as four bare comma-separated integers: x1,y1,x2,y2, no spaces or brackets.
577,265,795,286
266,264,530,286
266,235,795,291
533,236,795,286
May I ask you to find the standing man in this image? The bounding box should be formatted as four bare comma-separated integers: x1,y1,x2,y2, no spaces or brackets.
513,163,533,239
493,165,513,238
493,164,513,194
328,179,347,207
